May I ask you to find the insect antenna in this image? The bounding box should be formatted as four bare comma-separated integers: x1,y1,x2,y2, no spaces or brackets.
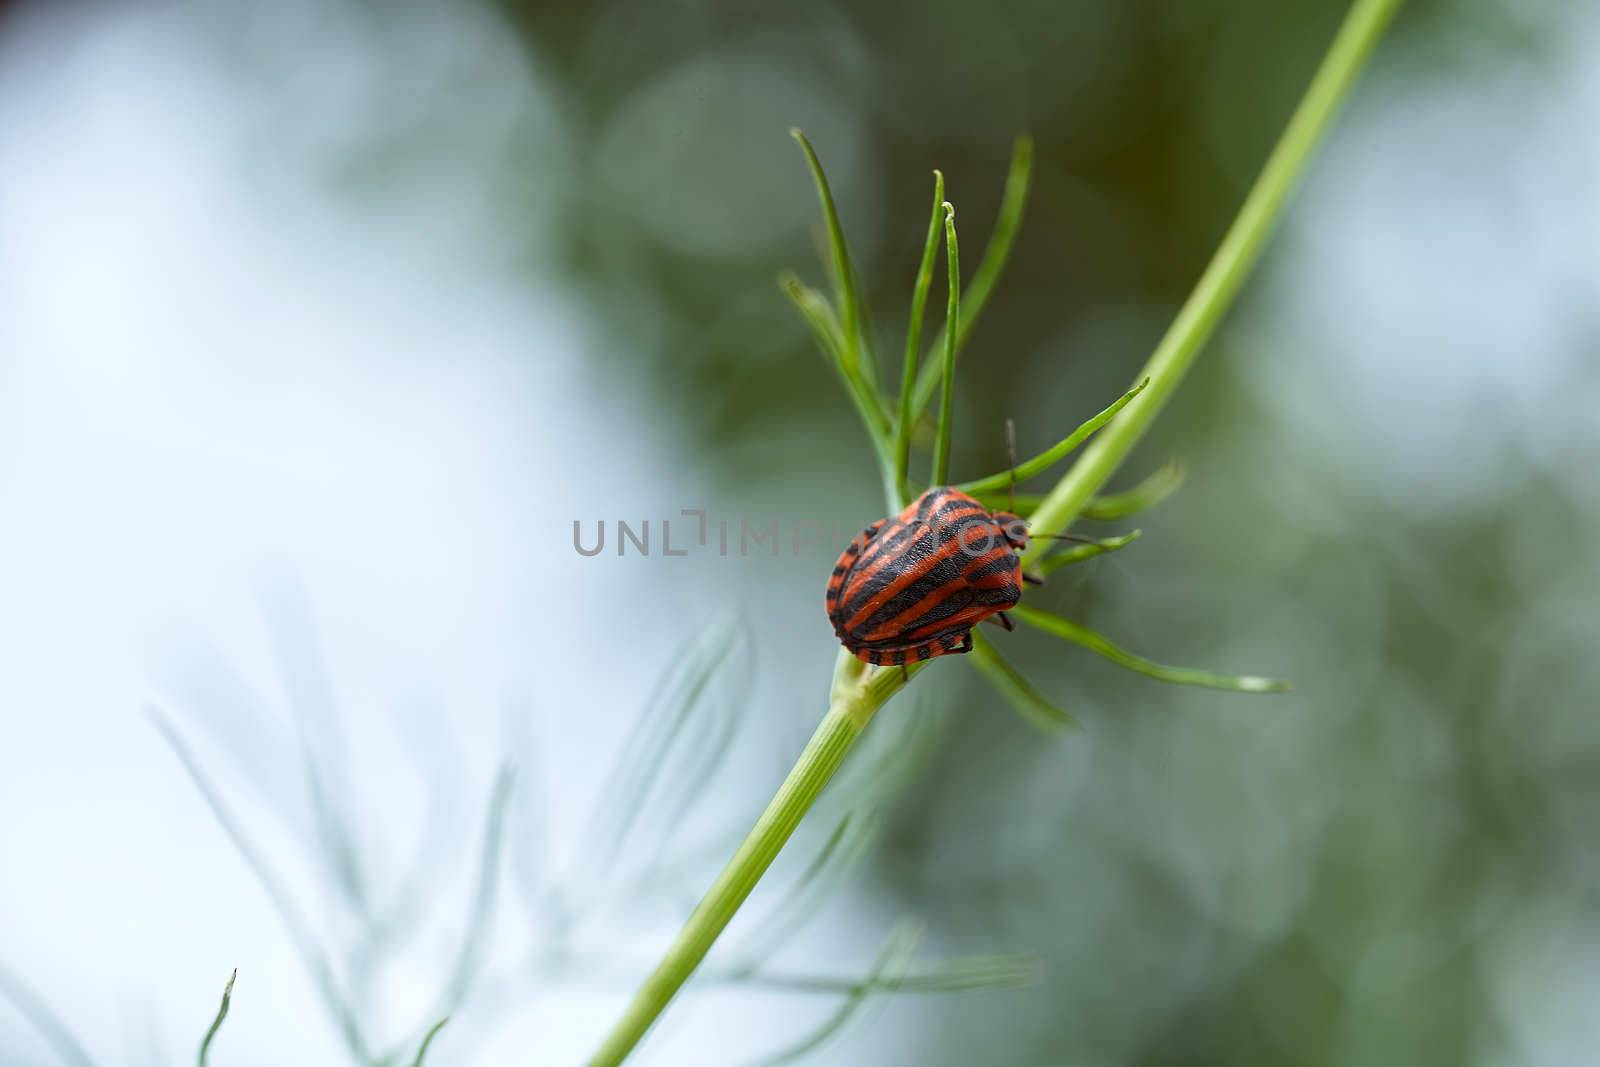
1030,531,1105,545
1005,417,1018,515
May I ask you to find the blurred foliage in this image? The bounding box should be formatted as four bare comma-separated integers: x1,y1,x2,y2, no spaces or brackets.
3,0,1595,1063
472,1,1600,1065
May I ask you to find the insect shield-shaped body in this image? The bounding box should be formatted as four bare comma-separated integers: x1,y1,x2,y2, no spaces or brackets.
827,487,1029,667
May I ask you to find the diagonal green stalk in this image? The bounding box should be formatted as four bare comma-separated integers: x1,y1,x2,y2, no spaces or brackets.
893,171,946,508
586,3,1398,1061
930,203,960,488
1022,0,1403,564
585,659,916,1067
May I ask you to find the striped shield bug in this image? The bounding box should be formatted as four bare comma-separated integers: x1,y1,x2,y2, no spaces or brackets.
826,486,1033,667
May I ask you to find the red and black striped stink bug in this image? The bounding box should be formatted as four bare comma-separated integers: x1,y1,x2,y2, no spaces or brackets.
826,486,1032,667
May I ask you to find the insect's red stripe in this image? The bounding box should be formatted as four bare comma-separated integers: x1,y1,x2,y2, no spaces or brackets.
849,533,1012,637
838,508,991,624
842,534,972,633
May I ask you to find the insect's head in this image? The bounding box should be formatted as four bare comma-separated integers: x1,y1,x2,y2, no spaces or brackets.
992,511,1029,550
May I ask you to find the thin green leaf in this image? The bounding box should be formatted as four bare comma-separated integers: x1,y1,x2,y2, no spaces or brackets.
1079,460,1187,520
635,633,751,874
582,624,739,875
0,962,96,1067
440,766,515,1009
893,170,945,509
781,274,886,440
260,589,370,917
955,379,1149,495
790,129,885,407
911,134,1033,417
1012,605,1291,692
931,202,960,488
722,953,1040,996
197,969,236,1067
411,1018,449,1067
1036,529,1143,576
779,272,847,364
151,711,371,1062
781,273,898,505
970,631,1077,731
744,921,926,1067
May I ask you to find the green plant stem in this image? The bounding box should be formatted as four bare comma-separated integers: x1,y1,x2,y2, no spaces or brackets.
1021,0,1403,566
585,658,913,1067
588,4,1398,1061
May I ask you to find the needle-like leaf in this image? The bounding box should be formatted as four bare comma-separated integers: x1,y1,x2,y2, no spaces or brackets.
411,1018,449,1067
1012,605,1291,692
743,921,926,1067
439,767,515,1010
197,970,236,1067
970,630,1077,731
911,135,1033,417
1037,529,1143,576
1079,460,1187,521
981,461,1185,520
790,130,887,411
931,202,960,487
0,962,96,1067
151,711,371,1061
893,171,946,508
955,379,1149,495
724,953,1040,996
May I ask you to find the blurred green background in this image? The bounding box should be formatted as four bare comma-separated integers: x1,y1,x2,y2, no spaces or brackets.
2,0,1597,1064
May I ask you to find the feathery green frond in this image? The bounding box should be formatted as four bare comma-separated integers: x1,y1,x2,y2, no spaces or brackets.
743,922,926,1067
151,711,371,1061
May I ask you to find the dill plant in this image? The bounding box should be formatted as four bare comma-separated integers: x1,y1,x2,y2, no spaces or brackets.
586,0,1404,1063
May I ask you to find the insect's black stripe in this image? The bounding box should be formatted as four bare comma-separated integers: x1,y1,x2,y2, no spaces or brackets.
914,488,949,521
842,509,995,619
964,552,1020,583
837,521,952,621
848,519,915,574
847,617,972,652
845,546,976,635
887,593,986,642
